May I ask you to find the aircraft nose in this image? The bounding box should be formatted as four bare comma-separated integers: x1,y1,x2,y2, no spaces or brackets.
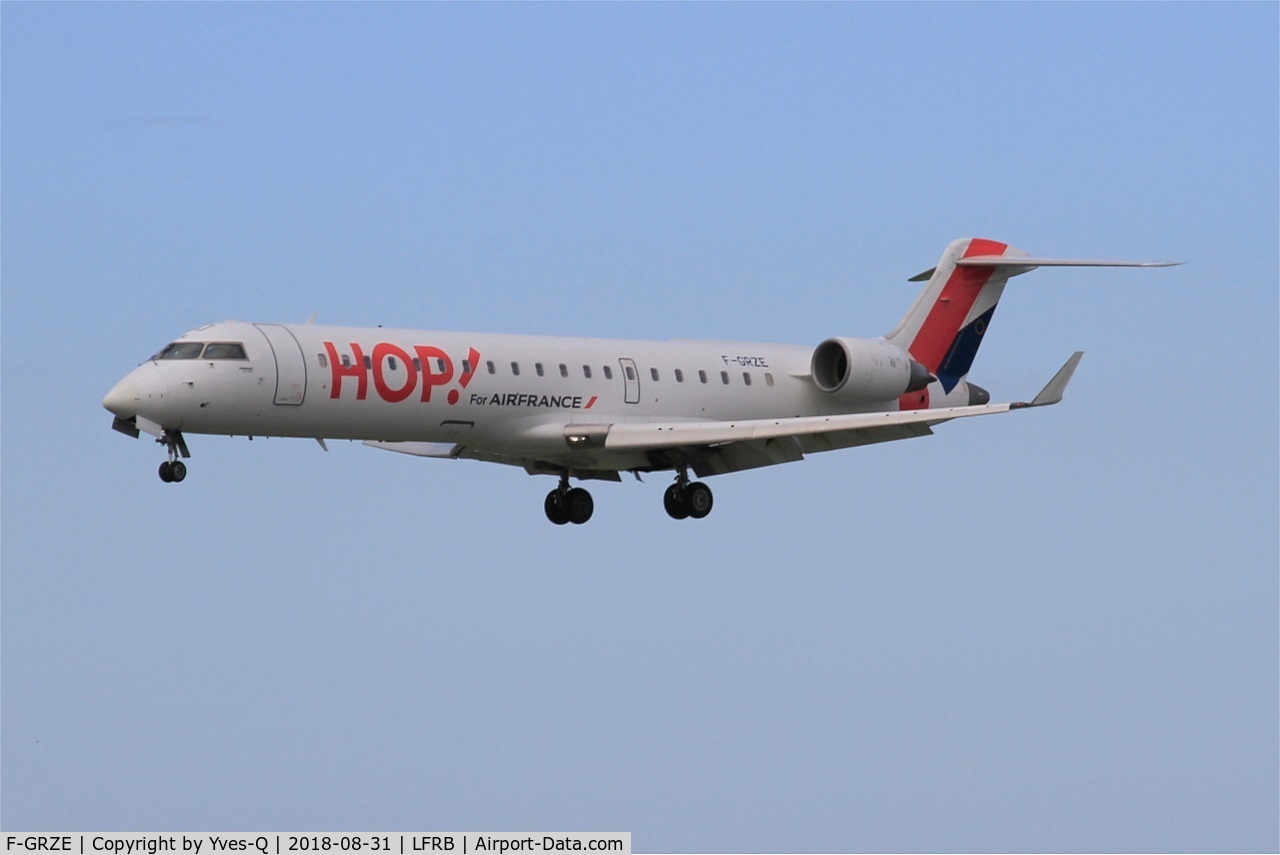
102,377,140,417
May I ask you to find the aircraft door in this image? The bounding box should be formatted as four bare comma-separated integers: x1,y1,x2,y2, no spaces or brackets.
619,358,640,404
254,324,307,405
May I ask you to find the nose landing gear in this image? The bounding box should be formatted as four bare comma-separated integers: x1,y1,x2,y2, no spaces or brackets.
544,473,594,525
664,467,713,520
156,430,190,484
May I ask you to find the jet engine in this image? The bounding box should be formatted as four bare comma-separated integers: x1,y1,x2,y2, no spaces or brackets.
810,337,933,402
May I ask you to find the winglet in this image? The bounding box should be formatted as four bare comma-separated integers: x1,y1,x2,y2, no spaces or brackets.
1014,351,1084,408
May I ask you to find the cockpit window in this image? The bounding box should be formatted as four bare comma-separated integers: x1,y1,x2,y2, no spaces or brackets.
155,342,205,360
203,342,247,359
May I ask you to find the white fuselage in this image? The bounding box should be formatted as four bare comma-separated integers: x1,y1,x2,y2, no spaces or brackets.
105,320,964,475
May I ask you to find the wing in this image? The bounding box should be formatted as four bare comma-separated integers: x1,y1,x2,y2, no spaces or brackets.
368,352,1083,479
593,351,1084,476
600,399,989,477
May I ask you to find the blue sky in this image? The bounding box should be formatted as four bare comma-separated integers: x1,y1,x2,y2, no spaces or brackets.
3,3,1277,851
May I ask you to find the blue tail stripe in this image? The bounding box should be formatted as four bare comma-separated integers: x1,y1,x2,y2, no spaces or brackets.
936,304,998,392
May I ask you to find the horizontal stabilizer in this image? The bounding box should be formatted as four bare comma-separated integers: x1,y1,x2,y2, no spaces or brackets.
957,256,1179,273
907,256,1177,282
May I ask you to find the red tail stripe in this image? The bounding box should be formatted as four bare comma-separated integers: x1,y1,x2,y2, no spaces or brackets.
907,238,1007,373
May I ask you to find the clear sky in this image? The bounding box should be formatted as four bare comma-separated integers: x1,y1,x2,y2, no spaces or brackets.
3,3,1277,851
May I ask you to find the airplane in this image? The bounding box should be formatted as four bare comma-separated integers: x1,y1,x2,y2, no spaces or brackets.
102,238,1175,524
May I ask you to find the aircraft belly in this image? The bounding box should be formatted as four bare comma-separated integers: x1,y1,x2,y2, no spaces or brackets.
531,449,653,473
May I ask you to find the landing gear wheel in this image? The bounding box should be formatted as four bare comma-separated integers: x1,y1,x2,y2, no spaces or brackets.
544,489,570,525
564,487,594,525
663,483,690,519
685,481,713,519
156,429,190,484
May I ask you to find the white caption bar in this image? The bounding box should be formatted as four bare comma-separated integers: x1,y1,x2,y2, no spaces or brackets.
3,835,630,855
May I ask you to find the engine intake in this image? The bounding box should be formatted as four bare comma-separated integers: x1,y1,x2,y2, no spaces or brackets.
811,337,933,402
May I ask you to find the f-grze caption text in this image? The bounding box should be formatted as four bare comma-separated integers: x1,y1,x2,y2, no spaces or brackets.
4,837,628,855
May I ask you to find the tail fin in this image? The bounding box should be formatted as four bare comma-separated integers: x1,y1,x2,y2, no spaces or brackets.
886,237,1017,393
885,238,1177,394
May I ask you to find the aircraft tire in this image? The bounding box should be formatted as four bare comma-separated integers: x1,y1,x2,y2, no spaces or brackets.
544,490,570,525
663,484,690,520
170,461,187,482
565,488,594,525
686,482,713,519
158,461,175,483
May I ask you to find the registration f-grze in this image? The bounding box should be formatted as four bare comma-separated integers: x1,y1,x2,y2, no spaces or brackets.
103,239,1174,524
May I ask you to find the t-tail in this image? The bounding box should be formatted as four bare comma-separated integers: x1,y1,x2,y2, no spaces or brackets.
886,237,1177,410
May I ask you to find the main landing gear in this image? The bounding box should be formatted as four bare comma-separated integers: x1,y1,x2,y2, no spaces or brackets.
542,468,714,525
545,473,594,525
663,468,713,520
156,429,190,484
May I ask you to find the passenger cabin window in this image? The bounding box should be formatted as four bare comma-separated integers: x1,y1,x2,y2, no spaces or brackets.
342,354,352,368
699,370,708,384
318,353,329,368
486,360,496,374
743,372,752,386
559,364,568,378
412,358,422,371
624,366,636,381
462,359,472,374
511,362,521,376
675,369,684,383
363,355,372,369
583,365,592,379
604,366,613,380
203,342,247,360
535,363,545,377
765,372,774,387
387,356,399,371
721,371,730,385
650,368,660,381
156,342,204,360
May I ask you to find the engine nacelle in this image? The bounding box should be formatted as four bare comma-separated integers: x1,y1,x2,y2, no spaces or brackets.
810,337,933,402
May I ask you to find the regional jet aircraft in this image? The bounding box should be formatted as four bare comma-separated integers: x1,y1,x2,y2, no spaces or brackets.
102,238,1174,524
